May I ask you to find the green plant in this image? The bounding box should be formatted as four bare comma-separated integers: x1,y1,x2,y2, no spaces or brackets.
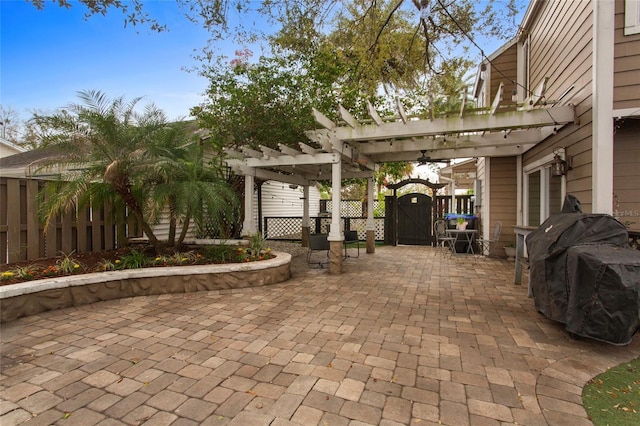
56,251,83,274
456,217,466,225
248,233,266,257
170,251,198,265
1,271,15,281
204,245,235,263
15,265,39,280
117,249,148,269
95,259,117,272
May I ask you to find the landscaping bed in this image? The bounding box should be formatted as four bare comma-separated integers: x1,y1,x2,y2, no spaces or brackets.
0,243,294,323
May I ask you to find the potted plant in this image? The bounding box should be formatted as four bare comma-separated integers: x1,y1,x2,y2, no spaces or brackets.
504,242,517,259
456,217,468,230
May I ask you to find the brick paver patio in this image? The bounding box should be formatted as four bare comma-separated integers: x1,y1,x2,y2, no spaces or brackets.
1,245,639,425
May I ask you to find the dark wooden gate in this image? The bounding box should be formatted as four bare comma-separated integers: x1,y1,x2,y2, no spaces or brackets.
397,193,432,245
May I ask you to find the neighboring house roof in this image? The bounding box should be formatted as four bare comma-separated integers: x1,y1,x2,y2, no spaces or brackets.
0,146,65,178
0,137,28,158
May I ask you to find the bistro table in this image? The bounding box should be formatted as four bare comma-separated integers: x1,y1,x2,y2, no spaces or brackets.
445,229,478,255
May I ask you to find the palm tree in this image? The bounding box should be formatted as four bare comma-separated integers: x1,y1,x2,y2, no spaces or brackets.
36,90,237,253
147,132,239,246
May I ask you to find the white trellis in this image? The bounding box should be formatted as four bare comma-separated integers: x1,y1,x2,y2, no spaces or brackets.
226,84,575,274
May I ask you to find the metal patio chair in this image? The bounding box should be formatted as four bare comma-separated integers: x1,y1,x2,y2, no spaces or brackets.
307,233,330,267
477,221,502,257
434,219,456,256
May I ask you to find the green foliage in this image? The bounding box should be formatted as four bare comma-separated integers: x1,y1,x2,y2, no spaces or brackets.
96,259,117,272
583,357,640,424
248,233,266,257
117,249,148,269
203,244,236,263
34,90,238,254
56,251,83,274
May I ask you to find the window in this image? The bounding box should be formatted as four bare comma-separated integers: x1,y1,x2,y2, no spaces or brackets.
626,0,640,35
524,156,564,226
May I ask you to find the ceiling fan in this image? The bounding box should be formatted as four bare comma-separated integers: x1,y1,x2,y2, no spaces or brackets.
417,150,449,166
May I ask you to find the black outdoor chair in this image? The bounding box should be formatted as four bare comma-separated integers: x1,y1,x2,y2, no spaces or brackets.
307,234,330,267
344,230,360,258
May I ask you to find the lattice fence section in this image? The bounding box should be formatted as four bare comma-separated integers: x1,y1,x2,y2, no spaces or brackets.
321,200,384,218
264,216,385,241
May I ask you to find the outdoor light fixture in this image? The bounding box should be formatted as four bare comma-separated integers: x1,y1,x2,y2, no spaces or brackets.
511,89,518,103
551,147,572,177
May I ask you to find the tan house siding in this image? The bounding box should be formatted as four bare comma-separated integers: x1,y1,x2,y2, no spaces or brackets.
521,0,595,213
613,121,640,231
490,43,518,109
614,0,640,110
489,156,518,253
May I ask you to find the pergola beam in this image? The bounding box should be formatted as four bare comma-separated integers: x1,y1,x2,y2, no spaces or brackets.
339,104,359,128
245,153,340,168
319,105,574,142
352,127,553,154
369,144,537,162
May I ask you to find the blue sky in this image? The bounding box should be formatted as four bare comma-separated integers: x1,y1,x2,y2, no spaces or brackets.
1,1,220,121
1,1,526,124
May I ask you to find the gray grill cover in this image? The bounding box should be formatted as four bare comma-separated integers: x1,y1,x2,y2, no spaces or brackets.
527,213,639,344
565,245,640,345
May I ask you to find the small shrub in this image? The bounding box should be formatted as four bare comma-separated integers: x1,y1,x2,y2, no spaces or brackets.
15,265,39,280
248,233,266,257
118,249,148,269
170,251,198,265
56,251,83,274
204,245,235,263
96,259,117,272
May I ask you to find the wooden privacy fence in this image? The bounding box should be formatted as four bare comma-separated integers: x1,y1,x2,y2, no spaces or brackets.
1,177,140,265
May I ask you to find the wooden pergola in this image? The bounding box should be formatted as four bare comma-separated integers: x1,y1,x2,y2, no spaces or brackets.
226,84,576,273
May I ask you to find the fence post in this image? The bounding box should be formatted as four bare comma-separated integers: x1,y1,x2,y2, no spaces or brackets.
26,180,40,260
6,179,21,262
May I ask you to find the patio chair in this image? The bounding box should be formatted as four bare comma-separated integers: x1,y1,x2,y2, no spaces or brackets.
307,234,330,267
344,230,360,258
477,221,502,257
434,219,456,256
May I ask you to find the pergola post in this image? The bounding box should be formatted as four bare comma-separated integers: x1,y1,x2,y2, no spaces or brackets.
328,160,344,273
242,174,256,237
302,185,310,247
366,177,375,253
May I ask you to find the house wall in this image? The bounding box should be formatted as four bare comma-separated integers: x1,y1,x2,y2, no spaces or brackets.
614,0,640,110
613,120,640,231
489,157,518,253
257,181,321,218
520,0,595,212
490,43,518,109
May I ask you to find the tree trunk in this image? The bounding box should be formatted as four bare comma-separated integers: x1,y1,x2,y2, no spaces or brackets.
177,211,191,246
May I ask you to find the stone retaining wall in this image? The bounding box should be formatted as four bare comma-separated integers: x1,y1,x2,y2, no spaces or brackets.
0,252,291,323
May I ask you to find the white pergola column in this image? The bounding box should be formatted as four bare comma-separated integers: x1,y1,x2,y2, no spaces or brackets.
366,176,375,253
328,160,344,273
592,0,614,214
301,185,310,247
242,174,256,237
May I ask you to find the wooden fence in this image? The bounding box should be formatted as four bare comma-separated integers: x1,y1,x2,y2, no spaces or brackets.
1,177,140,265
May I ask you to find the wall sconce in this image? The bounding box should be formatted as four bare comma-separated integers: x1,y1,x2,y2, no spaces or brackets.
511,89,518,103
551,147,572,177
